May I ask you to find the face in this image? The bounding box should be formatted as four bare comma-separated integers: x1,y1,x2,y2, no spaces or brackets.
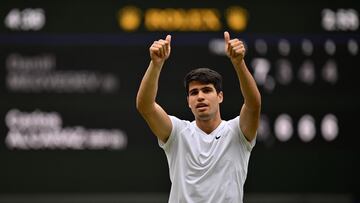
187,81,223,121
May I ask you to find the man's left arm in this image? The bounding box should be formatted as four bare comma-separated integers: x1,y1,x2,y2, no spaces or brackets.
224,31,261,142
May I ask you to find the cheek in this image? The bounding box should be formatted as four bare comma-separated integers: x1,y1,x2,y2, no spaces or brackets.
188,98,194,108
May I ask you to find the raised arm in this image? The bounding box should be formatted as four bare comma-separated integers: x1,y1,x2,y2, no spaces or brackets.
224,31,261,142
136,35,172,143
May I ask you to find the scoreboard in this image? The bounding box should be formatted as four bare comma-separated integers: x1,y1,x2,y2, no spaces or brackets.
0,0,359,198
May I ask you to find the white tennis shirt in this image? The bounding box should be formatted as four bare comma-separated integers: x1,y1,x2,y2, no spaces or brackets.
159,116,255,203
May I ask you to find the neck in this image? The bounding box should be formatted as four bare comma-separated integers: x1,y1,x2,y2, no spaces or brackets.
195,114,222,134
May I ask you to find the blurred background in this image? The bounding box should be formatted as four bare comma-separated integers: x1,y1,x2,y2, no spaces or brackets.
0,0,359,202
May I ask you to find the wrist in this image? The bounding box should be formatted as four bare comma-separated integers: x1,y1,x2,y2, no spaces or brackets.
231,58,245,67
151,60,165,68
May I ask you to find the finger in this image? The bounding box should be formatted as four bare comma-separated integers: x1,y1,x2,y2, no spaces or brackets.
151,43,163,54
152,41,161,47
235,48,245,56
234,45,243,52
154,40,165,57
150,47,161,57
232,40,242,47
152,43,162,49
234,46,245,55
157,45,164,58
227,42,233,56
165,35,171,44
158,39,167,44
158,39,168,49
150,44,160,53
229,41,240,54
150,45,160,52
230,45,236,57
228,39,239,55
154,40,166,49
162,40,168,57
231,44,242,56
232,40,245,50
232,42,243,50
165,35,171,55
224,31,230,44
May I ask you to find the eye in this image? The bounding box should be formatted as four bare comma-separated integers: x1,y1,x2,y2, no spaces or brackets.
202,88,213,93
189,90,198,96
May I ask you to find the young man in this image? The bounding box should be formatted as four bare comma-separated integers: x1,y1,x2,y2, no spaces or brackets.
136,32,261,203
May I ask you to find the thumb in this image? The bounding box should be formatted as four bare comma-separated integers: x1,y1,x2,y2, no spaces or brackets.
165,35,171,44
224,31,230,44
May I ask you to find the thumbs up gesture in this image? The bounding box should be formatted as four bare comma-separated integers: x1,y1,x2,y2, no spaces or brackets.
224,31,245,64
149,35,171,65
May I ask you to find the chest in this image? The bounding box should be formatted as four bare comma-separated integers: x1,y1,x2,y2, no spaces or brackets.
180,127,240,167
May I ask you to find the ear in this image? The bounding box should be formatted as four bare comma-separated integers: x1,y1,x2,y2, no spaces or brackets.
218,91,224,104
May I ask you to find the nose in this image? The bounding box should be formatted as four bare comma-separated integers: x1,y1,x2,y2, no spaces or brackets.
197,91,205,101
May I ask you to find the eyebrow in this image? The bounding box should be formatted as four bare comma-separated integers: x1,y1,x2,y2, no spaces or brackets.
201,86,213,90
189,89,198,94
189,86,214,93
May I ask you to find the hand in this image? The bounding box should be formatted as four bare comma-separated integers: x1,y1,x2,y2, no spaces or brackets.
224,31,245,64
149,35,171,65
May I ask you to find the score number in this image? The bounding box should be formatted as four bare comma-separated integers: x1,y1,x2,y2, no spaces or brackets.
4,8,46,31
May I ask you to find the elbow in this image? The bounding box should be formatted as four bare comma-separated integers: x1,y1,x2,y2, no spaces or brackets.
136,94,144,112
251,98,261,112
136,97,145,114
136,97,153,116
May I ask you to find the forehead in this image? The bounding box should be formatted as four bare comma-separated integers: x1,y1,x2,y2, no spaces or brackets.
188,81,215,91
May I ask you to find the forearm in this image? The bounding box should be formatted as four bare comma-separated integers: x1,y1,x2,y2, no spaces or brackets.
232,59,261,110
136,60,163,114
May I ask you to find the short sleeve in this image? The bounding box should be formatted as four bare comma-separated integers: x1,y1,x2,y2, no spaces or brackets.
158,115,182,151
228,116,256,151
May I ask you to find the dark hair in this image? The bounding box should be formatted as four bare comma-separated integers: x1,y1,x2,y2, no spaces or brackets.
184,68,223,95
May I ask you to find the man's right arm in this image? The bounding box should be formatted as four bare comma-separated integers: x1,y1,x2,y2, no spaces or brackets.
136,35,172,143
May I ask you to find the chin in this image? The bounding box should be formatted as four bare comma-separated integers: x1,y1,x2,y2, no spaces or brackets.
196,114,211,121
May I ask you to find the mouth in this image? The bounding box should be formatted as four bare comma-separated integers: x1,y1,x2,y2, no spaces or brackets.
196,103,208,109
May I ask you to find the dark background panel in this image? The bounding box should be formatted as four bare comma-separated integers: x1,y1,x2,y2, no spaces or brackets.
0,0,359,199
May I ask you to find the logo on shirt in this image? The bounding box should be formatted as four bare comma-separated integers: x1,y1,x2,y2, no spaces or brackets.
215,135,221,140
